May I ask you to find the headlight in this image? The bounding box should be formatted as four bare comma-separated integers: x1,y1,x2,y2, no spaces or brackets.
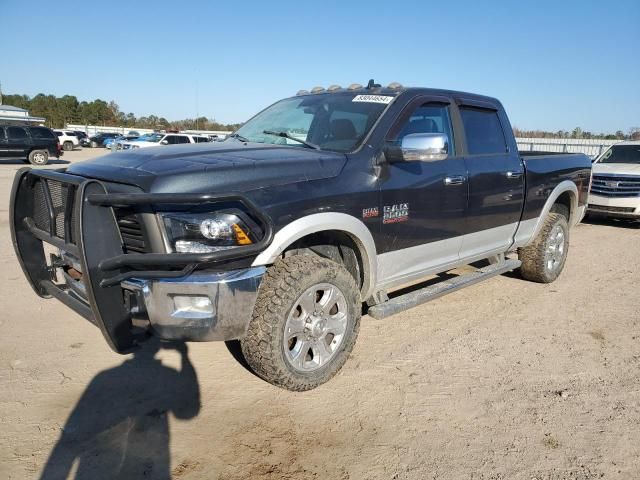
159,212,256,253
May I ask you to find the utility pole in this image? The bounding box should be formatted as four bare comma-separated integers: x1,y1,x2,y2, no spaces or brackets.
0,80,3,105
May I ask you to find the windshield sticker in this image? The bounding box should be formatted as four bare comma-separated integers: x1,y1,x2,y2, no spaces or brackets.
352,95,394,104
383,203,409,224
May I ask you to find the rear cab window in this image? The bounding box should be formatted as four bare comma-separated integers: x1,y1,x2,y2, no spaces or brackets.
460,107,507,155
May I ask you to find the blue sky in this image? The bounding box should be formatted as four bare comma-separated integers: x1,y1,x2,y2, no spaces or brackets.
1,0,638,133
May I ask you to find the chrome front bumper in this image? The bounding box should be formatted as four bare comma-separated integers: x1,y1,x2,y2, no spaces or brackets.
122,266,266,342
587,194,640,219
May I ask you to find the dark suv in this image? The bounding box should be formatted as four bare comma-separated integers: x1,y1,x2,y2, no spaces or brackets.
87,132,120,148
0,125,61,165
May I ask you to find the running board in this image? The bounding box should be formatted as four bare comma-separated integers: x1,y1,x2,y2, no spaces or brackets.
367,259,521,320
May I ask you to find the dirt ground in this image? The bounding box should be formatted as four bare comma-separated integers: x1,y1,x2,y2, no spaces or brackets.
0,148,638,479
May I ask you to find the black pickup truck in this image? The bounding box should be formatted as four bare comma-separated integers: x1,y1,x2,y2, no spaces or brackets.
11,82,592,390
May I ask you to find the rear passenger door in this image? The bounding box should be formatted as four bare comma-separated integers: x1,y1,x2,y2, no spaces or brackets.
6,126,31,159
458,102,524,258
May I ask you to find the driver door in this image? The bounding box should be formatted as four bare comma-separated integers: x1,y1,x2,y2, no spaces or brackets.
377,97,468,286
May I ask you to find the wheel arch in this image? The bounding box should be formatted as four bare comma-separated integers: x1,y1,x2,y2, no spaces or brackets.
252,213,378,300
515,180,578,248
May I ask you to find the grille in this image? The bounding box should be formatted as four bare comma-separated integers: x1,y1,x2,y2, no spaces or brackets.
32,179,77,243
115,210,148,253
590,174,640,197
588,204,636,213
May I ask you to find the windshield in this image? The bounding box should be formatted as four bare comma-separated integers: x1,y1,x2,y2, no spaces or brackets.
232,92,395,152
598,144,640,164
144,134,164,143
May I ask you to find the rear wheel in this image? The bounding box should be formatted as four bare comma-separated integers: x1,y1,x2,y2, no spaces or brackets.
518,206,569,283
241,255,361,391
63,141,73,151
90,141,98,148
28,150,49,166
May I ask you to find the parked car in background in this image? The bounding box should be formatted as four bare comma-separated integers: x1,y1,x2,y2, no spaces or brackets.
105,134,139,149
119,132,210,149
588,141,640,220
87,132,120,148
0,125,61,165
73,131,89,145
53,130,80,151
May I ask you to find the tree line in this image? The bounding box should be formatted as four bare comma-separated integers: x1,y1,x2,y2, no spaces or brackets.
2,93,242,131
513,126,640,141
3,92,639,139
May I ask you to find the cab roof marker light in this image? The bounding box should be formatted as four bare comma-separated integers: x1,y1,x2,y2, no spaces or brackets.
310,86,325,93
327,84,341,92
387,82,403,90
296,89,309,96
348,83,363,90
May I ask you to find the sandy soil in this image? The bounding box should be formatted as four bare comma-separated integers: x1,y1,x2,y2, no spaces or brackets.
0,148,639,479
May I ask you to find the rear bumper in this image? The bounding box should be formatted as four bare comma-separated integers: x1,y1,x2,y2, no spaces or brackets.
122,267,265,341
587,194,640,219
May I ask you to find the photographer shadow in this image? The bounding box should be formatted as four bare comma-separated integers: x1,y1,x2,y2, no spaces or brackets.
40,339,200,480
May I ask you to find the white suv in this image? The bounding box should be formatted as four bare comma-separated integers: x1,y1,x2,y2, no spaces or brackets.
53,130,80,151
588,141,640,220
119,133,210,150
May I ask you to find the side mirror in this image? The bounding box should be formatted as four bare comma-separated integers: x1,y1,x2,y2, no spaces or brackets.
385,133,449,162
160,140,169,145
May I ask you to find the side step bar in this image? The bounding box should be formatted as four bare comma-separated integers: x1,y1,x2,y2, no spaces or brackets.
367,259,522,320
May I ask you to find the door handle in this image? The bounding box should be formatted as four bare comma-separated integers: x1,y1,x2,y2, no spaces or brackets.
444,175,466,186
505,171,523,179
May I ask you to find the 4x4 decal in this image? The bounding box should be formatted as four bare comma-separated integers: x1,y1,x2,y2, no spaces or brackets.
383,203,409,224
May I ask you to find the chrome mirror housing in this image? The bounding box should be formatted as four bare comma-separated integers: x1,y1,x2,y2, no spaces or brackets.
399,133,449,161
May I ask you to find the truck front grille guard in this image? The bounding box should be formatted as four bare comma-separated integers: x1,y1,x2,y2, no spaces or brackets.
11,167,274,353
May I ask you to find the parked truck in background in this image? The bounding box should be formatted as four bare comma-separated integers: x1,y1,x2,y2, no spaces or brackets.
587,141,640,220
11,82,591,390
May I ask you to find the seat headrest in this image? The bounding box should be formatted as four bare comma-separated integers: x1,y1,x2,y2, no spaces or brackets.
330,119,357,140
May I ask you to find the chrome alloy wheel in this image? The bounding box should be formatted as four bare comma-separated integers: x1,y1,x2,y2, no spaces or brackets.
283,282,349,372
546,224,566,272
33,152,46,164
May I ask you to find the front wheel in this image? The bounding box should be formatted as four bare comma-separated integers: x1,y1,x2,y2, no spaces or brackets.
241,255,361,391
28,150,49,166
90,141,98,148
518,207,569,283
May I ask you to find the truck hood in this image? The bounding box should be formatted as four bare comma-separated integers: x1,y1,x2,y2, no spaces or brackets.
593,163,640,176
66,142,347,193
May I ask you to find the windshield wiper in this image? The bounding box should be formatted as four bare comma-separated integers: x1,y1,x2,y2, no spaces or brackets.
263,130,320,150
228,133,250,142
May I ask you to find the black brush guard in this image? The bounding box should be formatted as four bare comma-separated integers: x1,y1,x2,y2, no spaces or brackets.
10,168,273,353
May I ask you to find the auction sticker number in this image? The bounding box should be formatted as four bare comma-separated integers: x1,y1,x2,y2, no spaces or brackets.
352,95,394,104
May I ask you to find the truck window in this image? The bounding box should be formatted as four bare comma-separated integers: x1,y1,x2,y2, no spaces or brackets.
394,103,455,154
7,127,28,141
460,107,507,155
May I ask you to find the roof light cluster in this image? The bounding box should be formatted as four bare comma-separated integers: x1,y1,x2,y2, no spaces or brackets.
296,81,403,95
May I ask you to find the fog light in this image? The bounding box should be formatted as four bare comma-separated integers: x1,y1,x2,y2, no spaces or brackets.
171,295,213,315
